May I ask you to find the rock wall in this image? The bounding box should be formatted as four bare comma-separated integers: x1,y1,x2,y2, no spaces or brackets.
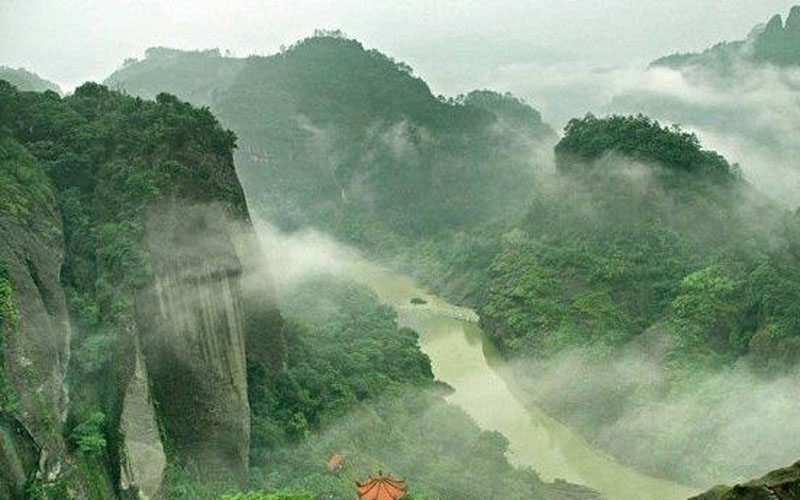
0,178,70,490
135,203,251,482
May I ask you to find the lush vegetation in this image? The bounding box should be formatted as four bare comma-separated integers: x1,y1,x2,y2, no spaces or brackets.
0,79,250,497
105,34,555,289
0,258,19,411
105,35,800,488
484,113,796,365
555,114,738,182
244,276,549,500
248,277,434,447
214,34,553,239
479,115,800,484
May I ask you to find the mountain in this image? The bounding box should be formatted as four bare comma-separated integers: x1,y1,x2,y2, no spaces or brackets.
610,6,800,208
106,47,244,107
106,34,556,307
107,33,555,239
479,114,800,486
105,34,800,488
0,80,285,498
652,6,800,70
0,76,598,500
0,67,60,93
691,461,800,500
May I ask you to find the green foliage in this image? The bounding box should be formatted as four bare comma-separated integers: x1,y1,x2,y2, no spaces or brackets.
0,258,20,411
251,389,546,500
1,80,249,491
69,411,107,455
249,277,433,448
556,114,738,182
0,134,59,234
106,36,554,243
245,276,546,500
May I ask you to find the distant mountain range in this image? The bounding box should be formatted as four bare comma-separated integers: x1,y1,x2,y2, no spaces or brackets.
0,66,60,93
652,6,800,70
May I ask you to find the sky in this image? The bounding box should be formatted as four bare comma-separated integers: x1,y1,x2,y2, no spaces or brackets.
1,0,798,95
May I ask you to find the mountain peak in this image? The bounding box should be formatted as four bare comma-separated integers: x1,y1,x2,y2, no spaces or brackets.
786,5,800,33
652,5,800,69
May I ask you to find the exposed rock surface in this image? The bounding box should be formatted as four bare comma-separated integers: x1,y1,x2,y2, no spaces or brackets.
118,336,166,500
0,412,40,499
652,5,800,69
136,203,251,481
0,136,70,486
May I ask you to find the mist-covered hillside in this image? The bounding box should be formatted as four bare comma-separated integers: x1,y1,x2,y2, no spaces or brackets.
0,79,287,498
480,114,800,486
652,6,800,70
5,7,800,499
107,33,555,239
609,5,800,207
0,67,60,93
0,79,598,500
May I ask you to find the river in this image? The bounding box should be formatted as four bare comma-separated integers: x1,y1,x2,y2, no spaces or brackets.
255,225,698,500
358,266,698,500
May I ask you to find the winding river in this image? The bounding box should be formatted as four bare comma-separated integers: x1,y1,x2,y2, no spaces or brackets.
358,267,698,500
256,226,698,500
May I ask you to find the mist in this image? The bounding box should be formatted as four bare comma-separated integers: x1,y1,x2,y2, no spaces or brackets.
511,343,800,487
248,214,795,493
608,62,800,208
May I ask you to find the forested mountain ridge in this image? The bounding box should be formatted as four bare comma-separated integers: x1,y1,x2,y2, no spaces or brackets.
107,33,556,239
106,47,245,107
106,33,556,307
480,114,800,486
106,33,800,489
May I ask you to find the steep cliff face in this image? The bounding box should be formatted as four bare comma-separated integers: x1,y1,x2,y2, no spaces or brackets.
0,412,40,499
136,203,251,481
117,335,166,500
0,135,69,496
0,80,286,497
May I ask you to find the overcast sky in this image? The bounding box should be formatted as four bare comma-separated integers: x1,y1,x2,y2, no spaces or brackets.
1,0,797,94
